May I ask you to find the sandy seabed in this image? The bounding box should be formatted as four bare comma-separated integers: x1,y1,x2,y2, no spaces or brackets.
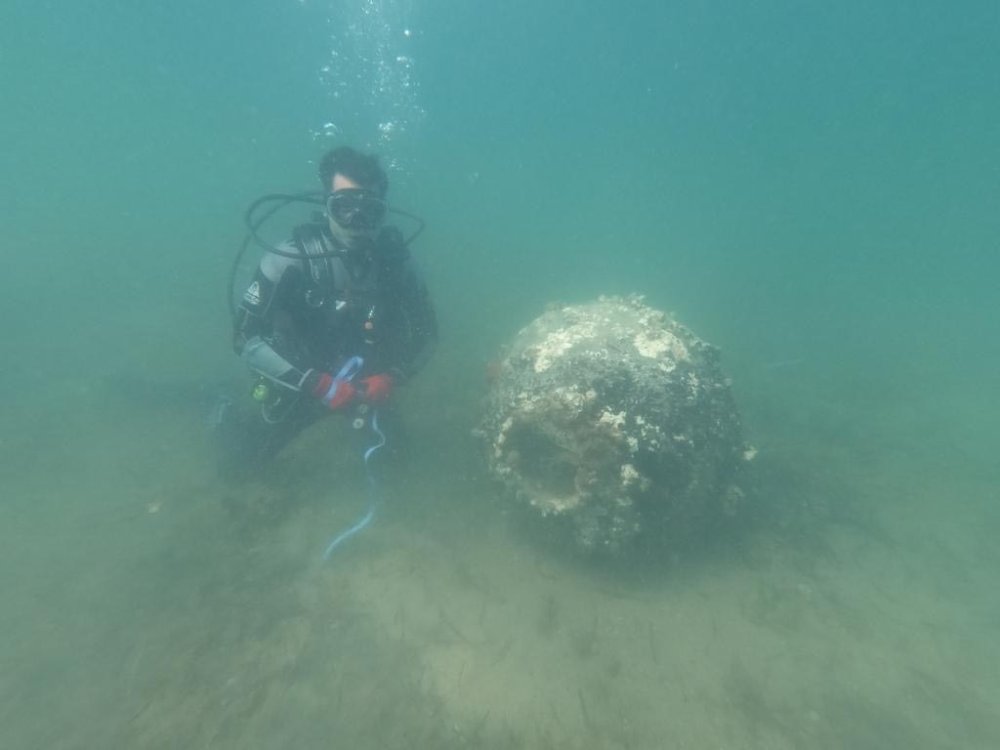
1,373,998,750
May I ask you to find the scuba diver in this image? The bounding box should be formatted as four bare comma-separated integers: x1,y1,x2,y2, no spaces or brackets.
216,146,437,479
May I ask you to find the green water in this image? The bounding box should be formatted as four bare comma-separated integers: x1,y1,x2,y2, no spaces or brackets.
2,0,999,747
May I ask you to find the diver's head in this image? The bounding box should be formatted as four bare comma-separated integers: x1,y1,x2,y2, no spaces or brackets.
318,147,388,245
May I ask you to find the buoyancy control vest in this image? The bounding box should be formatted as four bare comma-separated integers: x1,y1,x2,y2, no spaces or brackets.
291,223,410,370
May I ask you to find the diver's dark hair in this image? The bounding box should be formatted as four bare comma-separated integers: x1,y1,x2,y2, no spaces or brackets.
318,146,389,197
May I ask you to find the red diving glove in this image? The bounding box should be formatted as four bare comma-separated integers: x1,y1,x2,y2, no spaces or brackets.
311,372,358,410
360,373,394,403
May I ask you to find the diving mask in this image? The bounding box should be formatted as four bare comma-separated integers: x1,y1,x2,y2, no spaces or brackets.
326,189,387,231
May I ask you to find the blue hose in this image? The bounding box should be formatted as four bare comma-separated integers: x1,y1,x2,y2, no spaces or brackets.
322,357,387,560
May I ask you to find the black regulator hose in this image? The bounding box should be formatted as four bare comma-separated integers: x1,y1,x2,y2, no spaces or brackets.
226,192,317,318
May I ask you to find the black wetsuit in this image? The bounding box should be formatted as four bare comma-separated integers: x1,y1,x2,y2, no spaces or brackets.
218,222,437,476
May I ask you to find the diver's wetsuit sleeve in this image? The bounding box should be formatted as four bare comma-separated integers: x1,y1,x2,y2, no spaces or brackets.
232,251,314,392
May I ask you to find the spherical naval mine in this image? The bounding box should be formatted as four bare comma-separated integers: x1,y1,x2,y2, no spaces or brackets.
479,295,752,555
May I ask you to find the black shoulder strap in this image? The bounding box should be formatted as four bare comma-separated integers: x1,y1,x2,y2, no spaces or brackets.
375,226,411,275
293,224,349,292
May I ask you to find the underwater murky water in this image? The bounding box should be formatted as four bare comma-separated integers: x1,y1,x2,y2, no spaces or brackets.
2,0,999,747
